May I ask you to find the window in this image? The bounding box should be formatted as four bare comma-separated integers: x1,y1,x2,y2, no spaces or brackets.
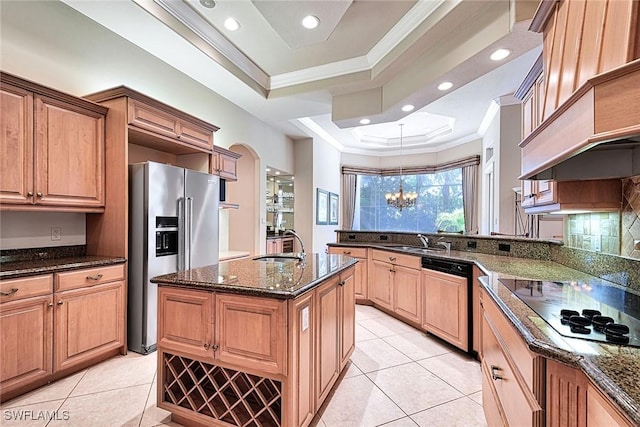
353,168,464,232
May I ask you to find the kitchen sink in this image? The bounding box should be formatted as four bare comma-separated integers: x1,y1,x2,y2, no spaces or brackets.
253,254,305,262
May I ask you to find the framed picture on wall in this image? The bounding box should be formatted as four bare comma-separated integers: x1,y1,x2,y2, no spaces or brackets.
329,192,339,225
316,188,328,225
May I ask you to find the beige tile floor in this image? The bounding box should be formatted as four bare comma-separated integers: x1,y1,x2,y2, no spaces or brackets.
1,305,487,427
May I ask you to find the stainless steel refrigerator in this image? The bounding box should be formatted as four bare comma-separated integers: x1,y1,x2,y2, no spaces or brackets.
128,161,219,354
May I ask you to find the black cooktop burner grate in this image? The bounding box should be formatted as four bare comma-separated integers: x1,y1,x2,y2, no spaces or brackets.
498,278,640,348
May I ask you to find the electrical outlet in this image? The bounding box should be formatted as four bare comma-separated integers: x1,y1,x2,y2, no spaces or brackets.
51,227,61,241
498,243,511,252
467,241,477,249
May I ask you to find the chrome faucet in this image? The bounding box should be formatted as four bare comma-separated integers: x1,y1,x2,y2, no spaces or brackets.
417,234,429,248
284,230,305,258
435,237,451,254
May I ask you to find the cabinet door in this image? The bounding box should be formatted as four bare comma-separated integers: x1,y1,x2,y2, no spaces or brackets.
339,268,355,370
215,293,286,376
315,276,340,406
521,180,536,208
158,287,213,360
0,295,53,396
177,120,212,151
0,83,33,205
423,269,468,351
354,257,367,300
370,260,393,310
394,265,422,324
587,384,633,427
522,89,535,139
54,281,124,372
535,180,557,205
34,95,105,209
217,152,238,180
288,291,315,427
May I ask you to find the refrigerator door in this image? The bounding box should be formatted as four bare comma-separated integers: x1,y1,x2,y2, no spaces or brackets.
185,169,219,269
128,161,185,354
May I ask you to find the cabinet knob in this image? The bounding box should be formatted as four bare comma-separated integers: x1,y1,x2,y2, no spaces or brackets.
343,251,351,255
57,300,64,305
338,280,345,287
27,191,34,197
0,288,18,296
212,344,219,351
490,365,503,380
48,302,54,307
86,274,104,281
36,192,43,198
389,256,396,262
203,343,211,350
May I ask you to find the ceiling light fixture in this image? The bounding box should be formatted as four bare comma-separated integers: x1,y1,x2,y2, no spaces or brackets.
224,17,240,31
437,81,453,91
490,48,511,61
302,15,319,29
199,0,216,8
401,104,415,112
359,118,371,125
385,124,417,211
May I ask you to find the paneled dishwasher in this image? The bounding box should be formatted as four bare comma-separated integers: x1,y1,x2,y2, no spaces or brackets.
421,256,473,353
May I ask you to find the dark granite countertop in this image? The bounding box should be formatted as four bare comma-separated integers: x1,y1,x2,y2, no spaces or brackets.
330,241,640,424
0,255,126,279
151,253,358,299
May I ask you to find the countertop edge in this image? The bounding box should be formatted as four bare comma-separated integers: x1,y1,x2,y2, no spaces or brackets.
152,257,358,300
0,257,127,279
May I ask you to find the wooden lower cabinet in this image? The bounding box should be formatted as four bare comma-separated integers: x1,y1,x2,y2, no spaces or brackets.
327,246,368,300
422,268,468,351
54,281,125,372
215,293,287,376
546,359,634,427
481,288,544,427
156,266,356,427
393,265,421,324
0,294,53,397
0,264,126,402
370,259,394,310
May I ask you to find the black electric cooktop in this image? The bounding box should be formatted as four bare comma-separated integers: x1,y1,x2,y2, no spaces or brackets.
499,278,640,347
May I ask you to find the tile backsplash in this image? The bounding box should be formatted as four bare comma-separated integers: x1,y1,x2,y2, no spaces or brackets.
621,176,640,259
564,212,620,255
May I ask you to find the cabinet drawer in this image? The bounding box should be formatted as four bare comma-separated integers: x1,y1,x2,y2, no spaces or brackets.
482,312,543,426
1,274,52,303
328,246,367,259
483,290,538,391
55,264,125,292
372,250,420,269
128,99,178,139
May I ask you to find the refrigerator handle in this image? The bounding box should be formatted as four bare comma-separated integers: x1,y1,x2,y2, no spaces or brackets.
186,197,193,270
178,197,186,271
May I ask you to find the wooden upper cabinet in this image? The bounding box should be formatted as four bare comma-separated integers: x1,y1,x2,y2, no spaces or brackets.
127,98,213,152
212,145,241,181
85,86,219,155
0,73,107,211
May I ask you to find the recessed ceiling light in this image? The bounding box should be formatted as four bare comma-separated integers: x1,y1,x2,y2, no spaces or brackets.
224,17,240,31
437,81,453,91
276,180,280,183
199,0,216,8
266,168,271,172
490,48,511,61
401,104,414,112
275,171,280,175
302,15,320,29
359,118,371,125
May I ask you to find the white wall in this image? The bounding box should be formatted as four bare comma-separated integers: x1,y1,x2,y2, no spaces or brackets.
0,212,85,249
0,0,293,254
312,139,342,252
481,104,500,234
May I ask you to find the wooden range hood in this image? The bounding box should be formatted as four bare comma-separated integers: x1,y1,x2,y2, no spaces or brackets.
519,0,640,181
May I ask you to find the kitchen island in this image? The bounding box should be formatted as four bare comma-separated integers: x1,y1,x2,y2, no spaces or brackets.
150,253,357,427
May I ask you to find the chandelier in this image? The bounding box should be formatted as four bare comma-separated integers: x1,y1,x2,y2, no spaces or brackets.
385,123,417,211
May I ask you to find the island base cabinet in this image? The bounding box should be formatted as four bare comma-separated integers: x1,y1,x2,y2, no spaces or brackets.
156,266,356,427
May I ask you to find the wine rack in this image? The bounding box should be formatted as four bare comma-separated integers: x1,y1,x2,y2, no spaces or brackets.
162,353,282,426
